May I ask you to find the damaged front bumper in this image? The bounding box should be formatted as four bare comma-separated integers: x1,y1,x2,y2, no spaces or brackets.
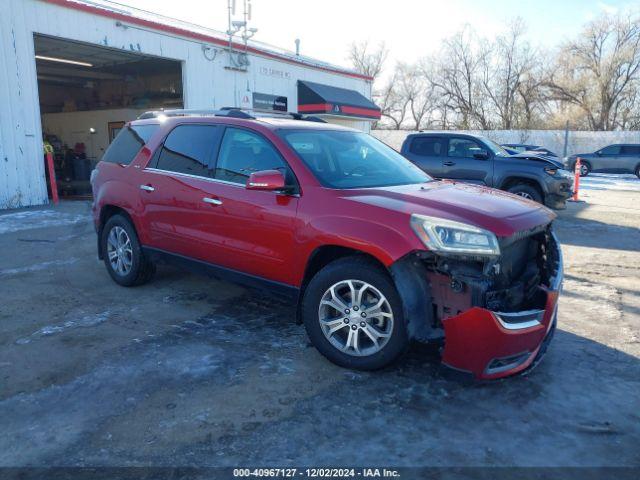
441,232,563,379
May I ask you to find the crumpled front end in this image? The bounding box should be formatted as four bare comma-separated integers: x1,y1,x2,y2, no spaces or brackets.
440,227,562,379
396,223,562,380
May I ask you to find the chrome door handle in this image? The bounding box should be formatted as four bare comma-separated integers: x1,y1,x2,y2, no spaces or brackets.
139,184,155,192
202,197,222,205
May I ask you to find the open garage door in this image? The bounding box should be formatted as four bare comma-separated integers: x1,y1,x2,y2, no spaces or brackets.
34,34,183,199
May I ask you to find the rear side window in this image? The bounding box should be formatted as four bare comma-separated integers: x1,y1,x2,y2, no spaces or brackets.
156,125,222,177
215,127,291,185
409,137,445,157
621,145,640,155
101,124,158,165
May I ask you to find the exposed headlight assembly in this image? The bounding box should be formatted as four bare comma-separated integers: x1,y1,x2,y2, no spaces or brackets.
410,214,500,256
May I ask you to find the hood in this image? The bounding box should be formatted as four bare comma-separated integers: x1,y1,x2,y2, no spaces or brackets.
345,181,556,237
509,152,565,169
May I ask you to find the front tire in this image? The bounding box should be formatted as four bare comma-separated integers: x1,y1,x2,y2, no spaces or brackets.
302,257,408,370
579,162,591,177
101,214,155,287
506,183,543,203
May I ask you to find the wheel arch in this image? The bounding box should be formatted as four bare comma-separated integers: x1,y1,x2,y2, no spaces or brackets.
295,245,388,324
97,205,137,259
500,176,545,199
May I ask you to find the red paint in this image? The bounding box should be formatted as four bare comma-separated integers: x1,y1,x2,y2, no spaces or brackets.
298,103,381,119
41,0,373,81
45,152,59,205
246,170,286,191
92,115,561,378
442,287,559,380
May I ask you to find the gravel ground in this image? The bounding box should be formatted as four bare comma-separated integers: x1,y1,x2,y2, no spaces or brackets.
0,177,639,469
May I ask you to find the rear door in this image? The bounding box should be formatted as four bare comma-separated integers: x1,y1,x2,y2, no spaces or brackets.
442,137,493,185
137,124,225,261
402,136,447,178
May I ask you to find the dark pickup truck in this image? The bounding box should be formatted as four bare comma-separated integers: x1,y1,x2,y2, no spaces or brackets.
400,132,574,209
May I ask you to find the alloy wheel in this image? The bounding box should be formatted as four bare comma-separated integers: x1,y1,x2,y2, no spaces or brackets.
318,280,393,357
580,164,588,176
106,226,133,276
515,191,533,200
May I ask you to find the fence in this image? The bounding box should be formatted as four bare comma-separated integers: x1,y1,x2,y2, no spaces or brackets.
372,130,640,157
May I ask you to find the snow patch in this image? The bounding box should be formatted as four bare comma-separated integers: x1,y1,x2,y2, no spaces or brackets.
0,259,78,277
15,311,110,345
0,210,89,235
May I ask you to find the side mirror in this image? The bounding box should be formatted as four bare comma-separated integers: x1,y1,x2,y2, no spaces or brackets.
473,151,489,160
596,151,602,156
246,170,286,191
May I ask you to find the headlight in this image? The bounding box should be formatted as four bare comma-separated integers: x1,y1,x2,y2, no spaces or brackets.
410,214,500,256
545,167,572,178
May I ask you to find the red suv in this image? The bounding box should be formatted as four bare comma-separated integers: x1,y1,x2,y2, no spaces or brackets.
91,109,562,379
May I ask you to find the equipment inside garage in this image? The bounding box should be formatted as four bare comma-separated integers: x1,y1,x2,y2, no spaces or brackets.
35,34,183,198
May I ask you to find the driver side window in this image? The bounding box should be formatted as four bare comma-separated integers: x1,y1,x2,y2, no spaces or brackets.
214,127,294,186
448,138,488,159
600,145,620,156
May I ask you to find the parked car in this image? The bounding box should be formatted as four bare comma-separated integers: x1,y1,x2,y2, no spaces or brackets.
566,144,640,178
91,109,562,380
502,143,558,157
400,133,573,209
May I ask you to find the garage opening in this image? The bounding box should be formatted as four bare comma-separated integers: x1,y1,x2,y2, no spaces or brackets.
35,34,183,199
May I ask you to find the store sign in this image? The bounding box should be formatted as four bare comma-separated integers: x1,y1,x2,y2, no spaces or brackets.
259,66,291,79
253,92,288,112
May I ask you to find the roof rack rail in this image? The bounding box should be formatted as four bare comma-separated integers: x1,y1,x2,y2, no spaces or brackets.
137,107,327,123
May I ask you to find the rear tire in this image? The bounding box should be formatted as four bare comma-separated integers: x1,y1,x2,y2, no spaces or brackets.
101,214,155,287
506,183,543,203
302,256,409,370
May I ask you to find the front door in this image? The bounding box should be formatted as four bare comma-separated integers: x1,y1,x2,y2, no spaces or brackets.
196,126,300,285
442,137,493,185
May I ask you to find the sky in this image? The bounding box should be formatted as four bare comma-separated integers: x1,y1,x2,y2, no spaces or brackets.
116,0,638,71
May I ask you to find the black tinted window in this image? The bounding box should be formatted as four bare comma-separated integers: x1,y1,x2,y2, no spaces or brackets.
101,124,158,165
600,145,621,155
156,125,221,177
621,145,640,155
448,138,488,158
409,137,445,156
215,128,289,184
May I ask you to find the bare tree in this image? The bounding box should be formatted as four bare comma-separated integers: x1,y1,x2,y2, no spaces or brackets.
428,26,493,129
348,40,389,80
481,18,541,129
375,69,409,129
546,12,640,130
396,63,437,129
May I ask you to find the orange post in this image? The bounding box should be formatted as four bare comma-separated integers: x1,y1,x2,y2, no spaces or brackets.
572,157,581,202
46,151,59,205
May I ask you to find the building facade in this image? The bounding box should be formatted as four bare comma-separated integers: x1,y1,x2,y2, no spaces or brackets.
0,0,378,209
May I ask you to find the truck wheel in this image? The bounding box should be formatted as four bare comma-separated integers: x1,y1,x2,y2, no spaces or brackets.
506,184,543,203
579,162,591,177
635,165,640,179
101,214,155,287
302,256,408,370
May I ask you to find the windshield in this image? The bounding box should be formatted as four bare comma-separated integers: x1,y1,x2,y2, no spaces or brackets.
483,138,511,157
279,130,431,189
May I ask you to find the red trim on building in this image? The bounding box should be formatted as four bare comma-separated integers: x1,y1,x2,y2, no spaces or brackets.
41,0,374,82
298,103,381,119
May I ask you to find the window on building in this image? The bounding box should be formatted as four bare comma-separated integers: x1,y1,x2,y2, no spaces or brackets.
101,124,159,165
156,125,221,177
